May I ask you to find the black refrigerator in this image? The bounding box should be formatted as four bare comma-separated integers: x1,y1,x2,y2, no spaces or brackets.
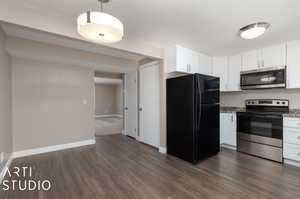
167,73,220,164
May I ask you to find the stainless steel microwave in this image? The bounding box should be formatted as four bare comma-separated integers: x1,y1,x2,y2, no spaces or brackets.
240,66,286,90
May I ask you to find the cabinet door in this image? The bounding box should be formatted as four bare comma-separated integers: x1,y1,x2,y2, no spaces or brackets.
261,44,286,68
212,56,228,91
220,113,237,147
220,113,231,145
199,53,212,75
287,41,300,88
229,113,237,147
189,50,200,73
176,45,189,72
242,50,261,71
227,54,242,91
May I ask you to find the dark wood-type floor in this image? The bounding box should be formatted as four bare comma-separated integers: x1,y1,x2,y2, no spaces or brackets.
1,134,300,199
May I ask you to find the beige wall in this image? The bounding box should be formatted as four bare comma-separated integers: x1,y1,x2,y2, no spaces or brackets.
0,27,12,165
95,84,117,115
95,83,123,115
221,89,300,109
115,84,123,115
12,58,95,151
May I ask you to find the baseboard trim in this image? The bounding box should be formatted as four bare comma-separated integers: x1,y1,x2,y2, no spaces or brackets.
284,159,300,167
13,139,96,159
221,144,237,151
159,146,167,154
0,153,13,184
95,114,123,118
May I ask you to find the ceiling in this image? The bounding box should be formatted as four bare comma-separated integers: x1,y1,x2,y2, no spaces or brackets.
5,0,300,55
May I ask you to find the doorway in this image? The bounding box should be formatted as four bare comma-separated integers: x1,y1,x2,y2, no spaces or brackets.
94,72,124,136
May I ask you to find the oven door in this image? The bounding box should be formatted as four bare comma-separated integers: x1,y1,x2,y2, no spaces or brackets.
240,67,286,89
237,112,283,146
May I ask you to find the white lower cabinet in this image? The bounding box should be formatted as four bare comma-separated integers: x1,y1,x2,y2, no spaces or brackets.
283,117,300,166
220,113,237,148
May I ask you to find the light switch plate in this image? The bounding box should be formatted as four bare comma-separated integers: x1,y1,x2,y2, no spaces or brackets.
82,99,87,105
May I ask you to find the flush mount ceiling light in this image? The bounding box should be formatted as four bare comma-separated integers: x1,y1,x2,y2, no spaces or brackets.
77,0,124,43
239,22,270,39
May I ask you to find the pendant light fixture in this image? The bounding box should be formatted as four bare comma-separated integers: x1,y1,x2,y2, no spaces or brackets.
239,22,270,40
77,0,124,43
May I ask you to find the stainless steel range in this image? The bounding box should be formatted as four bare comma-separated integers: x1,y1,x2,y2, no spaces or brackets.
237,99,289,163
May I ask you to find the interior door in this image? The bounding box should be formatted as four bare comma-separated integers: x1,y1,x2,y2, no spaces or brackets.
139,62,160,148
124,71,138,138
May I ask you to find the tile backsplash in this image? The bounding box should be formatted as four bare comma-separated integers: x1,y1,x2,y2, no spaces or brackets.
221,88,300,109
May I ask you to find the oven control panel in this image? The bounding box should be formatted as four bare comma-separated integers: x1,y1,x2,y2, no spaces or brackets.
246,99,289,107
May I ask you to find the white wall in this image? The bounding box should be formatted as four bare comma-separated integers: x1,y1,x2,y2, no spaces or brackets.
0,27,12,168
221,89,300,109
12,58,95,151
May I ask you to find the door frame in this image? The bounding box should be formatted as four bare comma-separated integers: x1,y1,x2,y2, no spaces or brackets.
123,70,138,138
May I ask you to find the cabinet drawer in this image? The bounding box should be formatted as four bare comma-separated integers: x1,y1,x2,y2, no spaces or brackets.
284,128,300,145
283,143,300,162
284,118,300,129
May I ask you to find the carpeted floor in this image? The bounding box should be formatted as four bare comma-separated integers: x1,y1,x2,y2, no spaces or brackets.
95,116,123,136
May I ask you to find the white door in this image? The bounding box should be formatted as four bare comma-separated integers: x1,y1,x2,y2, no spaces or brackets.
212,56,228,91
227,54,242,91
124,71,138,138
261,44,286,68
242,49,261,71
139,62,160,148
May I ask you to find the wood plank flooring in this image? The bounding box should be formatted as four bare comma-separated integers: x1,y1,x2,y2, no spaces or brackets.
1,134,300,199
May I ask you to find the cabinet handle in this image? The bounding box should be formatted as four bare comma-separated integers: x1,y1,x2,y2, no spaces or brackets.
262,60,264,67
297,153,300,156
257,60,260,68
297,136,300,139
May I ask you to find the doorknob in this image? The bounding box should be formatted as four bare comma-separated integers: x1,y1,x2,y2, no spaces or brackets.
124,107,128,110
138,108,143,111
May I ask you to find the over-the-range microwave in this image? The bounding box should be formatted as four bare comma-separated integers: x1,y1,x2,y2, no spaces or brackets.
240,66,286,90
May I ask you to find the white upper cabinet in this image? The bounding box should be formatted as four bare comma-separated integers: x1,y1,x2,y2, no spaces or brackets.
175,45,191,73
227,54,242,91
287,41,300,88
166,45,212,75
242,49,261,71
261,44,286,68
188,49,200,73
242,44,287,71
212,56,228,91
198,53,212,75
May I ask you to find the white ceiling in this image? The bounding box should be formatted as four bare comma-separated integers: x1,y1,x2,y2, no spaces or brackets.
5,0,300,55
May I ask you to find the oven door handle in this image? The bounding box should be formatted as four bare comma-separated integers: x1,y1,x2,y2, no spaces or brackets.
237,113,282,119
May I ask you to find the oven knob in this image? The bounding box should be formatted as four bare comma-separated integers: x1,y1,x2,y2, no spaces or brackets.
282,102,285,104
277,102,280,104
